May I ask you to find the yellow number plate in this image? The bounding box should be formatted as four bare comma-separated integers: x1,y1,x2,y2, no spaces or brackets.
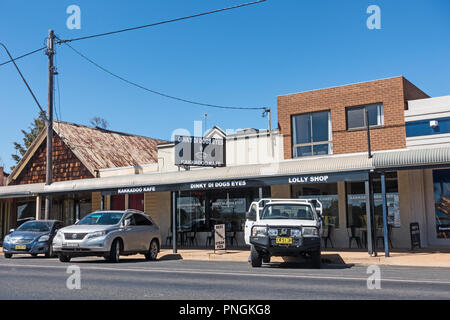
276,237,293,244
15,245,26,250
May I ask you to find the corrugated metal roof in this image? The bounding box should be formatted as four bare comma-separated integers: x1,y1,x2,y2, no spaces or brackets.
373,147,450,168
54,121,165,174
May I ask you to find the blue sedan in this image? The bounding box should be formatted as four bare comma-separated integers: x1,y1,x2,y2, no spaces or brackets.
3,220,64,258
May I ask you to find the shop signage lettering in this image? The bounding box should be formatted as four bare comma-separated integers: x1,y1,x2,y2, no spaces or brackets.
288,175,329,184
214,224,226,251
117,186,156,194
190,180,247,190
174,135,225,167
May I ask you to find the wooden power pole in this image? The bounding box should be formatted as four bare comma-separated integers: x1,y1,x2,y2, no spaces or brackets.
44,30,55,220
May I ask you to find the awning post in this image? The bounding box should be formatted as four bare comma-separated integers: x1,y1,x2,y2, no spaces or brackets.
172,191,177,254
365,180,373,255
381,172,390,257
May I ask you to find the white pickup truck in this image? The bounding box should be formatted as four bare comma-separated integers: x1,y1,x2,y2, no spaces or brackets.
244,198,323,268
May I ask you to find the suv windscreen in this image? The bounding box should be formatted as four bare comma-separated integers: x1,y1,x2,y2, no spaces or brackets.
77,212,124,225
17,221,51,232
260,204,315,220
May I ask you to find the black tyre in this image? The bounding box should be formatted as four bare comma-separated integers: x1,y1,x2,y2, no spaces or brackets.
145,240,159,261
4,253,12,259
250,245,262,267
107,239,121,263
311,250,321,269
262,256,271,263
59,254,71,262
45,245,54,258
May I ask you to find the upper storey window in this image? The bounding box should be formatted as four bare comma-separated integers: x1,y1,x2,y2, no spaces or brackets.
292,111,332,158
346,103,384,130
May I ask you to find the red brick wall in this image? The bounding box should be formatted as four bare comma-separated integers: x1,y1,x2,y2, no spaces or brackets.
277,77,429,159
10,133,94,185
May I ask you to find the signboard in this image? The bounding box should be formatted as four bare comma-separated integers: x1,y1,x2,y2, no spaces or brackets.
174,135,225,167
214,224,226,252
410,222,421,250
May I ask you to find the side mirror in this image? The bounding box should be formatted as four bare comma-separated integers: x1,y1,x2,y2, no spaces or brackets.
246,212,256,222
75,219,80,224
9,228,15,233
123,219,131,228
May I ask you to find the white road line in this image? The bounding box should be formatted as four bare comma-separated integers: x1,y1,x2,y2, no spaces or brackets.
1,262,450,285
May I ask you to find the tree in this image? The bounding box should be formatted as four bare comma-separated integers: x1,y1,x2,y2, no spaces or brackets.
11,111,46,170
89,116,108,129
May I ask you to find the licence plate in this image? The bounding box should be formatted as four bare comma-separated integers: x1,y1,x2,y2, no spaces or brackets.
15,245,27,250
276,237,293,244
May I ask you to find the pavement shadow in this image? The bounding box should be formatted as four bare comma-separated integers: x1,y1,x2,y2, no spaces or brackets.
158,253,183,261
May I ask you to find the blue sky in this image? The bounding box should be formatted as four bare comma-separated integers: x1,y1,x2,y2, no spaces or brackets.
0,0,449,170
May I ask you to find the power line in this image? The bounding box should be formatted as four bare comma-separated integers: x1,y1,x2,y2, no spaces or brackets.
0,42,46,117
61,41,265,111
0,46,46,67
57,0,266,44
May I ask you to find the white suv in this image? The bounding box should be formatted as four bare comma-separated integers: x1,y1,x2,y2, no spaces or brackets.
244,199,323,268
52,209,161,263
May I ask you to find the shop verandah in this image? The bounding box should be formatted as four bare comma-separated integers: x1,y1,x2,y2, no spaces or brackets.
1,147,449,253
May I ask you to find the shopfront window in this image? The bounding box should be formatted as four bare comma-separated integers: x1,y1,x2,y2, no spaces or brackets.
346,172,399,228
175,187,270,233
292,183,339,228
129,193,144,211
433,169,450,239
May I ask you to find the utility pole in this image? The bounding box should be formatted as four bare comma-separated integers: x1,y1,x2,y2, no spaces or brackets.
44,30,55,220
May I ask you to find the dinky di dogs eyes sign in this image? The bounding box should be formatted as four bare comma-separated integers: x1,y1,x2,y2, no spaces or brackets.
175,135,225,167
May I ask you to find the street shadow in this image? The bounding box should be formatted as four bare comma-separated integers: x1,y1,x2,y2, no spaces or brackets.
158,253,183,261
261,253,354,270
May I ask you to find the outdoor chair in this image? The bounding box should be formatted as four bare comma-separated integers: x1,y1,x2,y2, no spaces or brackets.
321,225,334,249
226,231,238,247
348,226,362,248
165,228,173,246
186,231,198,247
205,230,214,247
376,224,394,249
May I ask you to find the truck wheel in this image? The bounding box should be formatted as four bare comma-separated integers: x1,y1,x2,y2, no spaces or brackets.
250,245,262,267
263,255,271,263
4,253,12,259
59,255,71,263
311,250,321,269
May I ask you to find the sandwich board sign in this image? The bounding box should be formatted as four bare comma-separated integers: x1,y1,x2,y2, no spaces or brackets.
214,224,226,253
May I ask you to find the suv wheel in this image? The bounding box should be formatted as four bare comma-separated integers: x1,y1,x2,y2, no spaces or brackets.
145,240,159,261
59,254,71,263
107,239,121,263
4,253,12,259
250,245,262,267
311,250,321,269
45,245,54,258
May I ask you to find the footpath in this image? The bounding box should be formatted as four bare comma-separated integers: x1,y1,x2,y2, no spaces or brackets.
157,247,450,268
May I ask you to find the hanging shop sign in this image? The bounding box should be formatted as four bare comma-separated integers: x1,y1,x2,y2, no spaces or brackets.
174,135,225,167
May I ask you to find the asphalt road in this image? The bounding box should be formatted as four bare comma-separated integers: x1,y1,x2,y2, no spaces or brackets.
0,254,449,300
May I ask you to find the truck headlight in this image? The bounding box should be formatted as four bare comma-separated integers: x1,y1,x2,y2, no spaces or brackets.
302,227,318,237
290,229,301,237
252,226,267,237
268,228,278,237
